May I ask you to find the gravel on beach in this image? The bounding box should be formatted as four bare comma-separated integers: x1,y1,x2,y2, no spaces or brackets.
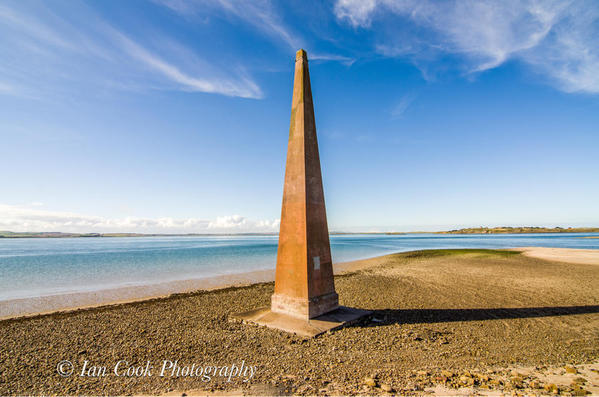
1,249,598,395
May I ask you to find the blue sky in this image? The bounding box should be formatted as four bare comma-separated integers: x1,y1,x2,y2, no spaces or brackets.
1,0,598,233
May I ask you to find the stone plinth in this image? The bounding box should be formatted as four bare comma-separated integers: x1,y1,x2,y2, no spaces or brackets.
231,306,370,338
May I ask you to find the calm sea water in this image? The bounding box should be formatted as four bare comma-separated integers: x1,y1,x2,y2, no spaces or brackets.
0,233,598,301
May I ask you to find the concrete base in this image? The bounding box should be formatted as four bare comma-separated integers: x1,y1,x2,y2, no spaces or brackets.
230,306,371,338
271,292,339,319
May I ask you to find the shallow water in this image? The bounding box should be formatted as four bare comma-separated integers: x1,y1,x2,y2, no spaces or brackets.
0,233,598,301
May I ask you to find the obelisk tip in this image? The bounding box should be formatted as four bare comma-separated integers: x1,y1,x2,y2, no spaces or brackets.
296,49,308,61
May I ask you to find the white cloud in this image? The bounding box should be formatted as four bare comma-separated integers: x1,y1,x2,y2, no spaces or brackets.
207,215,280,231
310,53,356,66
0,204,279,234
217,0,300,50
154,0,301,50
523,3,599,93
208,215,247,229
391,93,415,118
0,2,263,99
107,28,262,98
334,0,599,94
0,4,74,50
334,0,378,28
154,0,357,68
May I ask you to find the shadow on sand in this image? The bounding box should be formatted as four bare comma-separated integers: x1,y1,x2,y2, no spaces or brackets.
347,305,599,327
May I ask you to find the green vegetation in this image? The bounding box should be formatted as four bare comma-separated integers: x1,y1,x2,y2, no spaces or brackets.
437,226,599,234
398,248,521,259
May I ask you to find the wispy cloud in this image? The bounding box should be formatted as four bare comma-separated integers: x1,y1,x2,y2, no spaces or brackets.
0,4,74,50
310,53,356,66
391,93,416,118
0,2,263,100
154,0,358,68
0,204,279,234
216,0,300,50
154,0,301,50
334,0,599,94
106,28,262,98
334,0,378,28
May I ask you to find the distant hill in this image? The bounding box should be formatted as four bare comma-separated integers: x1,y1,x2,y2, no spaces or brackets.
0,231,144,238
0,231,277,238
1,228,597,238
437,227,599,234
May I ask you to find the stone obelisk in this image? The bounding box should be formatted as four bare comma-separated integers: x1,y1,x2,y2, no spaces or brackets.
231,50,369,337
271,49,338,319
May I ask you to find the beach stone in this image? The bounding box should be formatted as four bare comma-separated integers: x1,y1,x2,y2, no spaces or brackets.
364,377,377,387
566,366,578,374
459,375,475,386
441,370,454,378
510,376,524,388
380,383,393,392
545,383,558,392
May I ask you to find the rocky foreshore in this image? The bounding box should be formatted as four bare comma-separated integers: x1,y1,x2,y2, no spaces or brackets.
1,249,598,396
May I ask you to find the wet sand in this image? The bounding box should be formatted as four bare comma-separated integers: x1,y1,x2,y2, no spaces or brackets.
1,248,598,395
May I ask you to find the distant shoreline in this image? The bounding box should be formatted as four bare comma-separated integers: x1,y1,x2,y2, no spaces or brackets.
0,231,405,238
437,226,599,234
1,227,598,238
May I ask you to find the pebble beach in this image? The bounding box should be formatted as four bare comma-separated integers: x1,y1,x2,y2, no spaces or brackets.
1,248,598,395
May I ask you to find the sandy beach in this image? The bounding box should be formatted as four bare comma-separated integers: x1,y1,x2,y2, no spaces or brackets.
1,247,598,395
516,246,599,265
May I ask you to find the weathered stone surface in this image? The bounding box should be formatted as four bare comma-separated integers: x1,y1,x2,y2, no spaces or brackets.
230,306,371,338
273,49,338,319
230,49,370,336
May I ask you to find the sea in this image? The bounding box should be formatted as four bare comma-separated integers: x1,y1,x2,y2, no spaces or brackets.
1,233,598,303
